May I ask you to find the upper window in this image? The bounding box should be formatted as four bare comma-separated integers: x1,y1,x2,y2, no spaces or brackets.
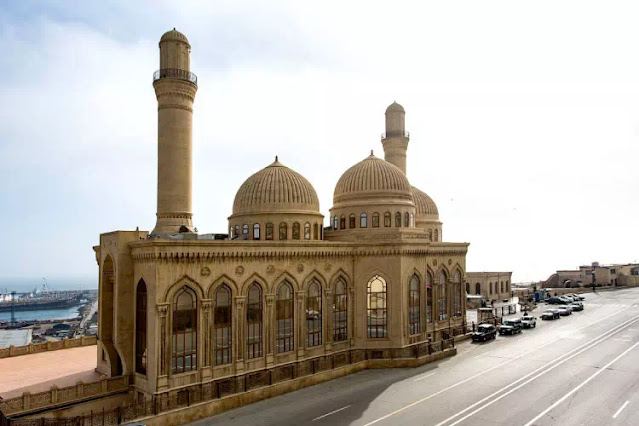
372,212,380,228
437,272,447,321
242,224,248,237
360,213,367,228
409,275,420,335
293,222,301,240
214,285,232,365
340,216,346,230
333,216,338,230
306,280,322,347
313,223,318,239
266,223,273,240
395,212,402,227
253,223,260,240
404,212,410,227
279,223,288,240
234,225,239,237
247,284,263,359
410,213,415,227
333,279,347,342
276,281,294,353
475,283,481,295
172,286,197,374
135,280,147,375
434,229,439,242
426,273,433,323
304,223,311,240
428,229,433,241
453,271,462,318
367,275,387,338
384,212,391,227
349,214,356,229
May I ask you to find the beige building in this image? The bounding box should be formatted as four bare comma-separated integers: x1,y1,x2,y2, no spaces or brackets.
0,30,470,425
465,272,512,304
543,262,639,288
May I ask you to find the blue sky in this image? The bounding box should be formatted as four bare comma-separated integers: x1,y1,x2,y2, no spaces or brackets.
1,0,638,286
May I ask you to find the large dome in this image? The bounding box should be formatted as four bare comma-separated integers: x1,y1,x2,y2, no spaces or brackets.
411,186,439,218
232,157,320,215
333,153,413,205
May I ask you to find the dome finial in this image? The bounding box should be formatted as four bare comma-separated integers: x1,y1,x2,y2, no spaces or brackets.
370,150,374,156
275,155,278,162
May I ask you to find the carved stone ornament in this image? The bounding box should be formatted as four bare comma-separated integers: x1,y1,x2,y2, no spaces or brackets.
448,259,452,265
156,304,169,317
324,263,332,272
433,259,438,266
266,265,275,275
297,264,304,273
266,295,275,306
235,265,245,276
200,266,211,277
201,300,212,311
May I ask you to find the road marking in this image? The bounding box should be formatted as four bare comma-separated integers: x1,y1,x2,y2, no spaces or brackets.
312,405,351,421
524,343,639,426
362,308,633,426
413,372,435,382
613,401,629,419
439,315,639,426
612,338,631,342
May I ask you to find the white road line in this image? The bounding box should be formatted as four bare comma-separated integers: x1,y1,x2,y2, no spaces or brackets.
612,338,631,342
613,400,629,419
437,315,639,426
413,372,435,382
312,405,351,421
524,342,639,426
362,308,634,426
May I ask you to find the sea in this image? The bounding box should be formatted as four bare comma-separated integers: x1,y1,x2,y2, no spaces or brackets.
0,276,97,323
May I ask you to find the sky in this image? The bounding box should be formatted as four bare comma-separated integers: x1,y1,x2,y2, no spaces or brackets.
0,0,638,287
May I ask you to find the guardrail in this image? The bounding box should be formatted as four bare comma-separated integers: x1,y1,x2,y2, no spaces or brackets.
153,68,197,84
0,336,96,359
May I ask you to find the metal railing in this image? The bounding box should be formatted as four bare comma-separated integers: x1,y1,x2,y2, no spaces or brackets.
153,68,197,84
381,131,410,139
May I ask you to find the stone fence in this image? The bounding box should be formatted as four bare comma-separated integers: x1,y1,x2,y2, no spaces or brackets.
0,336,97,359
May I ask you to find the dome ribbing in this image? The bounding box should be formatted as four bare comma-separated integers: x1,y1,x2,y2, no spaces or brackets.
411,186,439,218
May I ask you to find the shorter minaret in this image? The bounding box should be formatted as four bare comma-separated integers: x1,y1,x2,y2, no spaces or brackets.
381,101,409,175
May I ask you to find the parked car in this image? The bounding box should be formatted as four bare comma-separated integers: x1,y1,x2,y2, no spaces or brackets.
472,324,497,342
570,302,584,311
521,314,537,328
499,318,523,335
557,306,572,316
548,297,569,305
541,310,560,320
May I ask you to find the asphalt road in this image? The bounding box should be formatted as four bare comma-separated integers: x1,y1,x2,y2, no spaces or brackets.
191,288,639,426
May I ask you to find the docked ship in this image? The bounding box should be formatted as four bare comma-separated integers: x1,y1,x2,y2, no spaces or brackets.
0,283,84,312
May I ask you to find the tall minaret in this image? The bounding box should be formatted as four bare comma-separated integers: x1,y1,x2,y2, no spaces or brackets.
381,101,409,175
151,29,198,235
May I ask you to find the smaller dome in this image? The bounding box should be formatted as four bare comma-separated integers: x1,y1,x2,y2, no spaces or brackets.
160,28,190,45
411,186,439,217
386,101,405,114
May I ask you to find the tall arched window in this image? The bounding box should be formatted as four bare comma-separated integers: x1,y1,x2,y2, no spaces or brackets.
367,275,387,338
172,286,197,374
372,212,380,228
466,283,470,294
404,212,410,227
304,223,311,240
253,223,260,240
279,223,288,240
229,227,234,238
409,275,420,335
426,272,433,323
333,216,338,230
437,272,447,321
306,279,322,347
242,224,249,239
313,223,318,239
266,223,273,240
489,282,493,294
234,225,240,238
360,213,367,228
349,214,356,228
333,279,347,342
247,284,263,359
410,213,415,227
428,229,433,241
293,222,301,240
340,216,346,230
453,271,462,318
384,212,391,227
135,280,147,375
276,281,294,353
475,283,481,295
214,285,232,365
506,281,510,292
500,281,504,293
434,229,439,242
395,212,402,227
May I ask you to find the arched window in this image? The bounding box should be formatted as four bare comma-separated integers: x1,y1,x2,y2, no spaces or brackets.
437,272,447,321
340,216,346,230
304,223,311,240
500,281,504,293
349,214,356,229
426,272,433,323
466,283,470,294
367,275,387,338
279,223,288,240
372,212,380,228
242,224,248,238
306,279,322,347
266,223,274,240
333,216,338,230
453,271,462,318
229,227,233,238
489,282,493,294
506,281,510,292
276,281,294,353
360,213,367,228
333,279,347,342
410,213,415,227
214,285,232,365
135,280,147,375
234,225,240,238
253,223,260,240
428,229,433,241
313,223,318,239
172,286,197,374
293,222,301,240
384,212,391,227
475,283,481,295
409,275,420,335
395,212,402,227
320,226,323,240
434,229,439,242
247,284,263,359
404,212,410,227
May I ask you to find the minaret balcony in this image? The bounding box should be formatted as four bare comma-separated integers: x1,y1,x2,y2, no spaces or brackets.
381,131,409,140
153,68,198,85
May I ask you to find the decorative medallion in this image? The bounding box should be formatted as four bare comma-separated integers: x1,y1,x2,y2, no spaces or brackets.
235,265,245,276
433,259,438,266
448,259,452,266
266,265,275,275
324,263,332,272
297,264,305,273
200,266,211,277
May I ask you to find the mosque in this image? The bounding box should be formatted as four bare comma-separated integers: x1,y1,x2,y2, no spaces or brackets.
93,29,469,423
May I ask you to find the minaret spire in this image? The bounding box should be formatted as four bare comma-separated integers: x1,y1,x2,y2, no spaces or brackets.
381,101,409,175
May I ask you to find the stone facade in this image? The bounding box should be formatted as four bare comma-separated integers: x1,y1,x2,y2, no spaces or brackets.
465,272,512,304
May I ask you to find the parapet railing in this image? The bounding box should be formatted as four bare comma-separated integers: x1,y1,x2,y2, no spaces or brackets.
381,131,410,139
0,335,97,359
153,68,198,84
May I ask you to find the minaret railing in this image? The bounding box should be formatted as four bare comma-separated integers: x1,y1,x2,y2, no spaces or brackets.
153,68,198,84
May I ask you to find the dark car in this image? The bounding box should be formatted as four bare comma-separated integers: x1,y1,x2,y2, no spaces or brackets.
499,319,523,335
541,309,560,320
547,297,570,305
472,324,497,342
